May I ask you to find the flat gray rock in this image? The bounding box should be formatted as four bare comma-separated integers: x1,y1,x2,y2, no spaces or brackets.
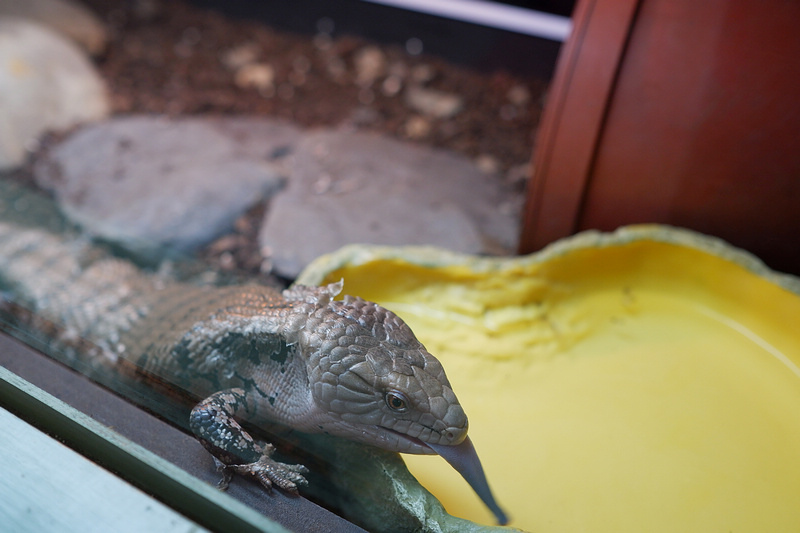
34,116,301,256
0,17,109,170
260,129,519,278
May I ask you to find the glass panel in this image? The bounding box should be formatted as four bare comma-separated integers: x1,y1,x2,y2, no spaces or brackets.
0,3,552,529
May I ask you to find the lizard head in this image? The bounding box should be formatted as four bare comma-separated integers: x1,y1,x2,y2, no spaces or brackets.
288,283,508,524
301,291,468,452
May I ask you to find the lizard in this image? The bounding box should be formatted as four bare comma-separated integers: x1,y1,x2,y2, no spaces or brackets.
0,179,508,525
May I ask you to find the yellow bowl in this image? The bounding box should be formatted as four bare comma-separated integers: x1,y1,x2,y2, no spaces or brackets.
296,225,800,532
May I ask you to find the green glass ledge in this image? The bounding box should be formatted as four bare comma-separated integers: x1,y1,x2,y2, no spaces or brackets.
0,365,289,533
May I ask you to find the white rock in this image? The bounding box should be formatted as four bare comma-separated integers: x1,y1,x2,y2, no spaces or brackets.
507,84,531,106
234,63,275,92
0,17,109,170
353,45,386,87
410,64,434,84
405,85,463,119
404,115,431,139
381,74,403,97
476,154,500,175
221,42,261,70
0,0,108,55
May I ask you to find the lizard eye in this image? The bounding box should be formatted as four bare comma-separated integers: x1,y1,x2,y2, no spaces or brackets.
385,391,408,413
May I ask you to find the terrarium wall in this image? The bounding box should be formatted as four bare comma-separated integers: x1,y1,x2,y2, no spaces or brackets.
521,0,800,275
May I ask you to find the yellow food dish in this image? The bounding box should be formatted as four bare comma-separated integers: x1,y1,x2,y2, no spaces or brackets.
297,226,800,532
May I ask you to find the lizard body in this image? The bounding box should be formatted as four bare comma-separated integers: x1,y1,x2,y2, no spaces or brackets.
0,180,507,524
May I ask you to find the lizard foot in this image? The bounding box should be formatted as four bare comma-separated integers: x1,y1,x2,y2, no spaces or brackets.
222,450,310,494
191,389,309,494
212,457,234,490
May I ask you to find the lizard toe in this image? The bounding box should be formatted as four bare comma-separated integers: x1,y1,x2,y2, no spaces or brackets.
232,456,309,494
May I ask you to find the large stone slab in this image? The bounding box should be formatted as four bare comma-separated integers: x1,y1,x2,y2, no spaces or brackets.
34,116,301,257
260,129,520,278
0,17,109,170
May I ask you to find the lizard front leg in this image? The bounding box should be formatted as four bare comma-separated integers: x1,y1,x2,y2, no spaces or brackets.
189,388,309,494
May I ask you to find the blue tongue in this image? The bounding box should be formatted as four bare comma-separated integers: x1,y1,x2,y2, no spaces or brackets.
427,436,509,525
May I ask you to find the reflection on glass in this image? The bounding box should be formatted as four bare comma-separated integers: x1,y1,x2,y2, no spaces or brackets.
0,177,508,529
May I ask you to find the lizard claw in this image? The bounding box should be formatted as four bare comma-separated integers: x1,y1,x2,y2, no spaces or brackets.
228,455,310,494
212,457,234,490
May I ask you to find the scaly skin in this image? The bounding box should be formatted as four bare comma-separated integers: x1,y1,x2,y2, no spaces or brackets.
0,181,507,524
